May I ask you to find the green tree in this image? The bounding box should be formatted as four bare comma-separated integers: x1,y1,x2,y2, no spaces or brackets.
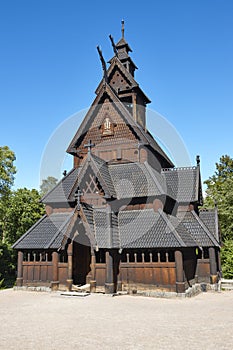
0,187,45,287
40,176,58,197
2,188,45,246
221,240,233,279
204,155,233,278
0,146,17,286
204,155,233,241
0,146,16,198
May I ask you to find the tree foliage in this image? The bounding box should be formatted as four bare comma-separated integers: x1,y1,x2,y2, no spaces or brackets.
1,188,45,246
204,155,233,241
0,146,16,198
204,155,233,278
221,239,233,279
0,146,46,287
40,176,58,197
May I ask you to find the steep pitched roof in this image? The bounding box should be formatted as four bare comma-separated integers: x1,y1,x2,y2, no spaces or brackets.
177,211,220,247
108,161,167,199
12,212,74,250
67,83,173,167
41,168,80,204
95,56,149,101
199,209,220,243
118,209,196,248
162,166,202,203
93,208,119,249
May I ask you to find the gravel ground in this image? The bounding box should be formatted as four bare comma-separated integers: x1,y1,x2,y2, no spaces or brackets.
0,289,232,350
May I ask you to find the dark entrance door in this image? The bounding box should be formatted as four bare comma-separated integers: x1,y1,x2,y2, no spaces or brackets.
72,222,91,286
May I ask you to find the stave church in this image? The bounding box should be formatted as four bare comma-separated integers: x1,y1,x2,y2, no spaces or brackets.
13,22,221,294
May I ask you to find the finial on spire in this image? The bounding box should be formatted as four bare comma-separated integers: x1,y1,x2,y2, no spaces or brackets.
121,19,125,38
196,155,200,166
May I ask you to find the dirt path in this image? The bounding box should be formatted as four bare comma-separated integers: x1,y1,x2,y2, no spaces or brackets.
0,289,232,350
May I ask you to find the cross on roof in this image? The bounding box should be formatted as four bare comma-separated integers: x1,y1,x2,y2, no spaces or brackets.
84,140,95,161
74,188,83,210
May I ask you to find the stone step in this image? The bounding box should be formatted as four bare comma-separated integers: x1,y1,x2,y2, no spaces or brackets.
221,279,233,284
221,285,233,290
60,291,90,297
220,279,233,291
72,284,90,292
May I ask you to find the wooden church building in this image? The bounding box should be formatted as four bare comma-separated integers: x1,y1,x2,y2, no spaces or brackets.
13,22,221,294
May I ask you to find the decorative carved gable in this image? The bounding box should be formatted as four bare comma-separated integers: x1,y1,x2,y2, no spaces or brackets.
79,166,106,206
79,96,138,154
109,67,132,93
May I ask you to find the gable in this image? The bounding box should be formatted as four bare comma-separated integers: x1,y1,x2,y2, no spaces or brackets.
80,165,105,196
69,93,140,163
67,83,173,168
108,66,132,93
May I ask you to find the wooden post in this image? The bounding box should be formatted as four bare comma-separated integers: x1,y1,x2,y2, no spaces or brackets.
51,251,59,291
105,251,115,294
16,251,23,287
66,242,73,291
209,247,218,284
175,250,185,293
90,252,96,293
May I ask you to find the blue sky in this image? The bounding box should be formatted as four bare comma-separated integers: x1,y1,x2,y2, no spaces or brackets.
0,0,232,190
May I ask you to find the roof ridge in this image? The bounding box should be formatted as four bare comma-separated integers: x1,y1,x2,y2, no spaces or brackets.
143,161,165,194
46,211,74,249
162,166,197,172
119,208,154,214
158,209,186,247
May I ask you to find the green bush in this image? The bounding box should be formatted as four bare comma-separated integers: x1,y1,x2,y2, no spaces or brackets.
221,239,233,279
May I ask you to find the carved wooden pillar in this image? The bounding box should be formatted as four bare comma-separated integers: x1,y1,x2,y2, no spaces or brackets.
90,252,96,293
175,250,185,293
51,251,59,291
209,247,218,284
105,251,115,294
67,242,73,291
16,251,23,287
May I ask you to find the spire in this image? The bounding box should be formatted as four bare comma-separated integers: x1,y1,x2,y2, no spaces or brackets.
115,20,137,76
121,19,125,38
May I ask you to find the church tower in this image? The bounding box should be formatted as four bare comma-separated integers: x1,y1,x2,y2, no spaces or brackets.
67,21,173,171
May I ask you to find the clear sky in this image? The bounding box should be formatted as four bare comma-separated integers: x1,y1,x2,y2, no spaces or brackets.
1,0,232,190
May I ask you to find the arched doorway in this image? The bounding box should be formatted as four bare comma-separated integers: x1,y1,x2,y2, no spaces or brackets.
72,221,91,286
